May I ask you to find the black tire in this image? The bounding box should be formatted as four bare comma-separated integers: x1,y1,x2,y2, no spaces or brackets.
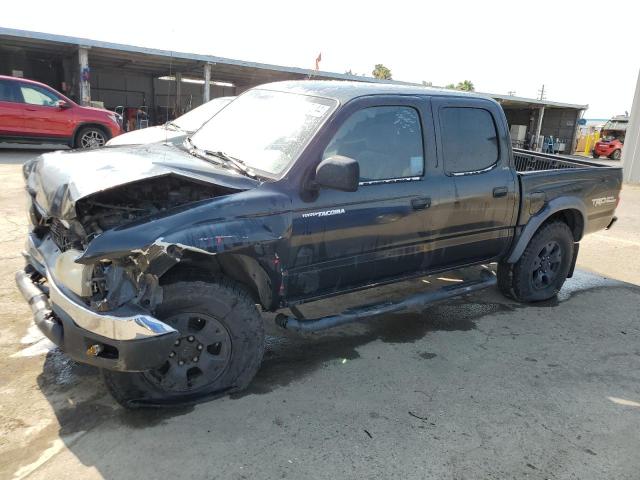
592,151,599,159
74,126,109,149
103,279,264,408
609,149,621,160
507,221,574,302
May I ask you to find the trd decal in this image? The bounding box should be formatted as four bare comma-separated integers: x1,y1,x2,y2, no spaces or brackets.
592,196,616,207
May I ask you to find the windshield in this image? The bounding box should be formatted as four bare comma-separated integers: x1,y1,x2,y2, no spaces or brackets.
190,89,337,176
173,97,234,132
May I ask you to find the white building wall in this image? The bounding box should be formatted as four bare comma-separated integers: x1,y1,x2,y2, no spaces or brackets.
623,69,640,183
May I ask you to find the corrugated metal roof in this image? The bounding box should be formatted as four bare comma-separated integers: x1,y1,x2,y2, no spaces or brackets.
489,92,588,110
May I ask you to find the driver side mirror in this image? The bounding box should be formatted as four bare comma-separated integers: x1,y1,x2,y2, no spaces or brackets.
314,155,359,192
56,100,71,109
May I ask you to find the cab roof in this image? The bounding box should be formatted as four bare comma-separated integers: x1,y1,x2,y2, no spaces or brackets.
256,80,493,105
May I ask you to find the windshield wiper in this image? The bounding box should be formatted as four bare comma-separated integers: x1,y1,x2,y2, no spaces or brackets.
185,138,224,166
165,121,183,131
202,150,257,179
185,139,257,179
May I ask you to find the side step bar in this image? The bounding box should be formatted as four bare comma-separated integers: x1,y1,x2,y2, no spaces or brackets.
276,272,496,333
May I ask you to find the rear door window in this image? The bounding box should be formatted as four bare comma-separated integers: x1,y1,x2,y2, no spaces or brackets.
323,106,424,182
440,107,499,174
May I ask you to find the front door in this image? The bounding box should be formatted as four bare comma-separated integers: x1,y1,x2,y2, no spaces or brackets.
17,82,72,139
286,96,437,301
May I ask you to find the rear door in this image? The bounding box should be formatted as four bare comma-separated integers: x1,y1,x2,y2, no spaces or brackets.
287,96,435,300
431,97,518,265
0,79,25,137
17,82,72,139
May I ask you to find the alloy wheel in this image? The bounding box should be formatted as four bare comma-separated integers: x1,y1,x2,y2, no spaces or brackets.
80,130,106,148
531,241,562,290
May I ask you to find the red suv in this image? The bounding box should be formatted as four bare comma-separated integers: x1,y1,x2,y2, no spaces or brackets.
0,75,122,148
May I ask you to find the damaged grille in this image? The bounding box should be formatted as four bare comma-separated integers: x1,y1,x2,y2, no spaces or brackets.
49,219,82,252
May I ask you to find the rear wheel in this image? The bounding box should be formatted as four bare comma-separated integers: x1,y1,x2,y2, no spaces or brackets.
609,149,621,160
103,279,264,408
591,151,599,158
498,221,573,302
75,126,108,149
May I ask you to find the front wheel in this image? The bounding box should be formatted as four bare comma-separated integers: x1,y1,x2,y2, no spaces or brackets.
592,151,599,159
103,279,265,408
75,126,108,149
498,221,574,302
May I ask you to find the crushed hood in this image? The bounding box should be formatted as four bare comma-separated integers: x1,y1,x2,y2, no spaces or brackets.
25,143,259,220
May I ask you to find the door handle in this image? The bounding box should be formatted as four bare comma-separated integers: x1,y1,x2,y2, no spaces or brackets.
493,186,508,198
411,197,431,210
25,107,38,111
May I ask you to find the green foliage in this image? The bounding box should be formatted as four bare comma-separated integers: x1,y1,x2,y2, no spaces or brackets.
372,64,393,80
443,80,475,91
456,80,475,91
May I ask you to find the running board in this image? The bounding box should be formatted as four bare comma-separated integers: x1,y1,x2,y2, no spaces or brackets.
275,272,497,333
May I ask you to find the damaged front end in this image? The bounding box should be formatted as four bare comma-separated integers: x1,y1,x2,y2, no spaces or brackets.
74,174,240,313
17,148,268,371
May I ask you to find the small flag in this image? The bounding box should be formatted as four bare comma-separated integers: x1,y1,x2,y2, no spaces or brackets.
315,52,322,70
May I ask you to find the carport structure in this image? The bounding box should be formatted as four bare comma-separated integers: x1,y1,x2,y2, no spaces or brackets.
0,27,587,152
0,27,375,125
494,93,587,154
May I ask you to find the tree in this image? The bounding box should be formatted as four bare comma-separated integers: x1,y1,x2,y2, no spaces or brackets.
372,64,392,80
422,80,433,87
344,69,354,75
444,83,456,89
455,80,475,91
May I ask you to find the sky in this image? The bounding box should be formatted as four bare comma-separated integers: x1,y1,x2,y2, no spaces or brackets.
3,0,638,118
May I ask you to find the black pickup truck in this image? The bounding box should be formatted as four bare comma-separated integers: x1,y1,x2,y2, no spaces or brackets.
16,81,622,407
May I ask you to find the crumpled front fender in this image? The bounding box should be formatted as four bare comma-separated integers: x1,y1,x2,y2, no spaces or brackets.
77,190,291,265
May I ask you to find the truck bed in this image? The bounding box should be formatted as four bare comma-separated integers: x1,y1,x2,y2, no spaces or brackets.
512,148,606,172
512,148,623,234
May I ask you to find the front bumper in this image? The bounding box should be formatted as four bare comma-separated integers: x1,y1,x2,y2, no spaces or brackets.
16,233,178,371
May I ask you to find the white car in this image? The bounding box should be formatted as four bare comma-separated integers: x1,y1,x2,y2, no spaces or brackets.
106,96,234,146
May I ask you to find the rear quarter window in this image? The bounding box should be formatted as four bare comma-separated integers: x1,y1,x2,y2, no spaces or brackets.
440,107,499,174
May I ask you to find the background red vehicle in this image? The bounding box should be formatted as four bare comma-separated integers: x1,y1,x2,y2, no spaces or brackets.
0,75,122,148
593,115,628,160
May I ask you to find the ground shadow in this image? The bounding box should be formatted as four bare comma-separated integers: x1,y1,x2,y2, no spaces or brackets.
34,285,513,437
238,296,512,397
